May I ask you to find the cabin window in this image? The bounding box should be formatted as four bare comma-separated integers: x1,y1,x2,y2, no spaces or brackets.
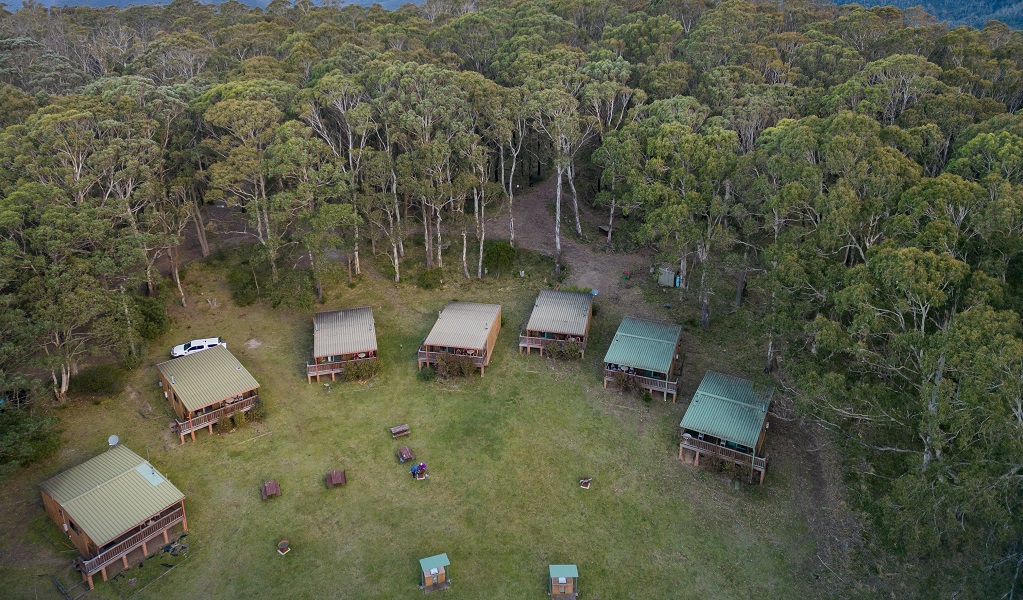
68,520,80,535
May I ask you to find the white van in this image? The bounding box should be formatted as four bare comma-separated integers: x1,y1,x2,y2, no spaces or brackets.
170,337,226,358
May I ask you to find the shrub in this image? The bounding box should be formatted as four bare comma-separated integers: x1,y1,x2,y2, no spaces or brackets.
417,268,444,289
339,359,380,382
612,371,638,393
232,408,246,427
482,240,516,276
227,263,260,306
68,365,126,397
436,354,477,378
641,390,653,403
135,295,170,340
0,407,61,480
218,412,235,431
417,366,436,382
542,339,582,360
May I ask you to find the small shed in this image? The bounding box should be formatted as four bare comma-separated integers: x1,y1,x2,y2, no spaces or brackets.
603,316,683,401
549,564,579,599
419,553,451,592
679,371,774,484
519,290,593,357
156,346,260,443
657,265,679,287
418,302,502,376
307,307,379,383
39,445,187,589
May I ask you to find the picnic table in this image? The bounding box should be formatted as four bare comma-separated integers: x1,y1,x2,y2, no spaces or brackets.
262,480,281,500
326,469,347,489
390,424,410,438
397,446,415,463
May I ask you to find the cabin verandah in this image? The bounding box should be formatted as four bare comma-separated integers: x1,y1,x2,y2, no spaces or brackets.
678,371,774,484
602,317,683,401
307,307,379,383
418,302,501,377
156,346,261,443
38,445,188,589
519,290,593,358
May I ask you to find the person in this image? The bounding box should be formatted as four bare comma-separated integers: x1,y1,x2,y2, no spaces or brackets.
410,464,420,476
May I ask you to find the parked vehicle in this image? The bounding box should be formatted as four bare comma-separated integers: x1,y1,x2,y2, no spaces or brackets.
170,337,226,358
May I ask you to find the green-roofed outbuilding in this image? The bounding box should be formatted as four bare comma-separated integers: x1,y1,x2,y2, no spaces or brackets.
679,371,775,484
307,307,379,383
549,564,579,599
156,345,260,443
419,553,450,592
39,445,187,589
519,290,593,358
603,316,684,401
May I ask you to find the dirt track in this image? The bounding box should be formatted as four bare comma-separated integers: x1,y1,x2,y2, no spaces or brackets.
486,175,661,319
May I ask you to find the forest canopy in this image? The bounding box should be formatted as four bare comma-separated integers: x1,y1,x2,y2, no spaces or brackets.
1,0,1023,596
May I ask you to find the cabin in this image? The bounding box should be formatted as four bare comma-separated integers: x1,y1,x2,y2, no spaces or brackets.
307,307,379,383
602,316,683,401
549,564,579,599
519,290,593,358
419,553,450,592
156,346,260,444
38,445,187,589
678,371,774,485
418,302,501,376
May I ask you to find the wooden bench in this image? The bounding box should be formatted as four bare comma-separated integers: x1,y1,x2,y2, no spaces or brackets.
397,446,415,463
326,469,347,489
390,424,410,438
261,480,281,500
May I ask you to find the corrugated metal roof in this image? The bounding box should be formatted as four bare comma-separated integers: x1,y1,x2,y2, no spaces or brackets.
313,307,377,358
423,302,501,350
156,346,259,412
602,317,682,374
679,371,774,450
550,565,578,579
525,290,592,336
420,553,450,572
39,445,184,547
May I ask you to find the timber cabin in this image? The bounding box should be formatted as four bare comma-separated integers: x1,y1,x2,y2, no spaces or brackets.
307,307,379,383
417,302,501,376
679,371,774,485
549,564,579,599
39,445,187,589
156,346,260,444
419,553,450,592
519,290,593,357
603,316,683,401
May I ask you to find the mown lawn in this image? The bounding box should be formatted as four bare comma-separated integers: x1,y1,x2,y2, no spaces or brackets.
0,253,833,599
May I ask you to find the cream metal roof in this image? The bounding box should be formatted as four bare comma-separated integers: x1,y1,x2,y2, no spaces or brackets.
156,346,259,412
313,307,378,358
525,290,592,336
39,445,184,547
423,302,501,350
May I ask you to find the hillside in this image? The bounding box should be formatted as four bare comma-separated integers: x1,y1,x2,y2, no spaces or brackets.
38,0,414,9
840,0,1023,27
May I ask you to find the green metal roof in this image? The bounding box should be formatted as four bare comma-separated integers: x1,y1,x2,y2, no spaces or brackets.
550,565,578,579
525,290,592,337
156,346,260,412
602,317,682,374
38,445,185,547
420,553,450,572
313,307,377,358
423,302,501,350
679,371,774,450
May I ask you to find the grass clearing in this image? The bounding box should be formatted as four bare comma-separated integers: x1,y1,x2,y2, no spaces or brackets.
0,251,844,599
